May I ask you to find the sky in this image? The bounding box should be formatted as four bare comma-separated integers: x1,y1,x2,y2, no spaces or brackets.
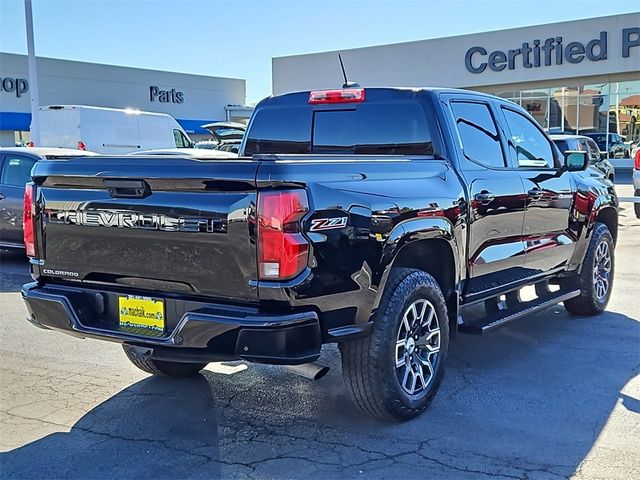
0,0,638,104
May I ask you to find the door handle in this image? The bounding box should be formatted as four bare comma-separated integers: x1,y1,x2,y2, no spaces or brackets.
527,188,543,198
474,191,495,205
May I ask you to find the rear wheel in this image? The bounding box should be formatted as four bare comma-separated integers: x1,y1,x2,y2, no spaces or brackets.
635,190,640,219
340,268,449,421
563,222,614,316
123,345,207,377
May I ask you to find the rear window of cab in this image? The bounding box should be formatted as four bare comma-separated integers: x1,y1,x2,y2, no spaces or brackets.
243,100,434,156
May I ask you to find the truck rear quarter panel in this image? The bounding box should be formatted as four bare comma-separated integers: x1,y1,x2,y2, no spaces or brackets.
255,157,466,330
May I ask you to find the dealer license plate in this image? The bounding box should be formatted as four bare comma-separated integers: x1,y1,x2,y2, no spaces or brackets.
118,295,165,335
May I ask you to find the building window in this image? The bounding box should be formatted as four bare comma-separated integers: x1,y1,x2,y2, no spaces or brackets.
485,80,639,158
14,131,30,147
610,80,640,147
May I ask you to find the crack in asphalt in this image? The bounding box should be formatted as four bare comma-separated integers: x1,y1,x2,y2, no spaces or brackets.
2,317,638,479
1,402,576,479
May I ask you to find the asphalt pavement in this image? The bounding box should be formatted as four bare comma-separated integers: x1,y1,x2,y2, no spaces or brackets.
0,179,638,479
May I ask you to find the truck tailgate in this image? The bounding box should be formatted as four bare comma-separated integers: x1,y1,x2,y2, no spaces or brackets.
32,157,259,301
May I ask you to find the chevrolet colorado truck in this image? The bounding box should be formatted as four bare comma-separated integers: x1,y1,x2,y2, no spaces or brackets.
22,87,618,421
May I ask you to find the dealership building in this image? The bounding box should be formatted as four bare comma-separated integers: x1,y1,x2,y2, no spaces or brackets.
273,13,640,158
0,52,250,146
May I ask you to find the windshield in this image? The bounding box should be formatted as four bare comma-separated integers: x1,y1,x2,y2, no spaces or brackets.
244,100,434,156
212,127,244,138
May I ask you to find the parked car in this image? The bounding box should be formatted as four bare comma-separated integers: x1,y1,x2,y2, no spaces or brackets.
634,148,640,218
22,87,617,421
583,132,630,159
0,147,98,250
550,134,615,181
197,121,246,154
38,105,194,154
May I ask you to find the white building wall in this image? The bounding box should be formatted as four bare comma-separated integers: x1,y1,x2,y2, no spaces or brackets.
0,53,245,123
272,13,640,94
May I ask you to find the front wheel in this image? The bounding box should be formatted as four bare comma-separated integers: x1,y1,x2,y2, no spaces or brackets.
635,190,640,219
340,268,449,421
563,222,614,316
123,345,207,377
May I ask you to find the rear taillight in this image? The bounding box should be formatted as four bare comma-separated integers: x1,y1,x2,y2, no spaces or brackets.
23,184,36,257
77,140,86,151
257,190,309,280
634,149,640,170
308,88,365,104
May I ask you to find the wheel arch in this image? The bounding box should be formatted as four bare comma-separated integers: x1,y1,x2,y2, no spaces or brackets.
376,218,461,335
595,205,618,244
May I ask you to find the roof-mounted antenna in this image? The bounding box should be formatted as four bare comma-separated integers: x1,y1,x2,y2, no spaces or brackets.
338,53,360,88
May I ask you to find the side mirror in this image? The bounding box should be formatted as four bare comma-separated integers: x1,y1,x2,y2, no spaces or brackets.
564,151,589,171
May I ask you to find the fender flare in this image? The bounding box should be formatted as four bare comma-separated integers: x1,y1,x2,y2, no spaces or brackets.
569,190,618,270
373,217,461,312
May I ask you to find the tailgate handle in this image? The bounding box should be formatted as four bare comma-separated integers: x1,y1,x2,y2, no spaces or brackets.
104,179,150,198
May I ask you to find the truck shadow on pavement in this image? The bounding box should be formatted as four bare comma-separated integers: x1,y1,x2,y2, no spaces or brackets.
1,309,638,479
0,249,30,293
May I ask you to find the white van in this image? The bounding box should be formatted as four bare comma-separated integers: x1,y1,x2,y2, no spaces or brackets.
37,105,194,154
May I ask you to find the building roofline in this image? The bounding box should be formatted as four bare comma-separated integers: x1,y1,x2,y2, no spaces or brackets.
0,51,245,83
273,12,640,60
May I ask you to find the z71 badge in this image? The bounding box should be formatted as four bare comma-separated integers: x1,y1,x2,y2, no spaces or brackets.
309,216,348,231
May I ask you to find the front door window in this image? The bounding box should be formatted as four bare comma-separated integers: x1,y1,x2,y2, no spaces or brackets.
502,109,555,169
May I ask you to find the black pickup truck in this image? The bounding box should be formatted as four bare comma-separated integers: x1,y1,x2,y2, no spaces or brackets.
22,87,617,420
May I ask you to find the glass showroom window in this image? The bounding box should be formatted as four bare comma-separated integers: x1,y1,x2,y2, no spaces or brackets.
578,84,609,136
522,88,550,130
549,86,580,133
14,131,30,147
610,80,640,148
487,80,639,158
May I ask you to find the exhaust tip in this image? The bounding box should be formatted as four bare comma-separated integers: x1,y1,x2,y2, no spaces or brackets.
284,362,330,380
311,365,330,380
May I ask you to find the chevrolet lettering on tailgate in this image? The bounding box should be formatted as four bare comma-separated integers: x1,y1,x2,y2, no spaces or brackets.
47,209,226,233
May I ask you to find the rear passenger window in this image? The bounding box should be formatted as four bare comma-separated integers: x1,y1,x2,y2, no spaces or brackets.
450,101,505,168
502,109,555,169
244,106,312,155
0,155,36,187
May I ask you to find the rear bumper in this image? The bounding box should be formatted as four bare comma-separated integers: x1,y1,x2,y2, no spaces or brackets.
21,282,323,365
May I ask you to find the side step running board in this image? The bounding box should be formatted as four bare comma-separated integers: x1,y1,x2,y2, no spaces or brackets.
459,289,581,335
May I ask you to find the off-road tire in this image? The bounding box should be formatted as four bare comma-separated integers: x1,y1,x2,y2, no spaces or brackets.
563,222,614,316
340,268,449,421
123,345,207,377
